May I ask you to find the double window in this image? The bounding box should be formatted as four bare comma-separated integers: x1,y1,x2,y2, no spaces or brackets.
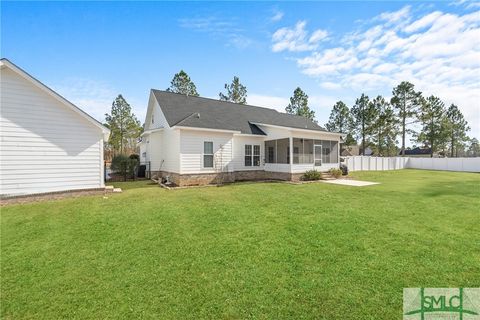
203,141,214,168
245,145,260,167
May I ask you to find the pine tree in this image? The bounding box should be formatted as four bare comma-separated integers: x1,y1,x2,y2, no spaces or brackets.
391,82,422,156
285,87,315,120
446,104,470,157
104,95,142,155
371,95,398,156
326,101,355,147
468,138,480,157
417,96,447,158
351,94,377,155
219,76,247,104
167,70,199,96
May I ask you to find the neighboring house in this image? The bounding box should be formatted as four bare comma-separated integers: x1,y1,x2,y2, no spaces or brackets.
341,145,374,156
0,59,110,197
400,147,437,157
341,145,359,156
139,90,344,186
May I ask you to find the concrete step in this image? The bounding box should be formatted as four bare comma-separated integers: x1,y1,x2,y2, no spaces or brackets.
113,188,122,193
105,186,114,190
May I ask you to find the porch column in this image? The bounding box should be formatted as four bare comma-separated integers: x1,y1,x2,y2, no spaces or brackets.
289,137,293,165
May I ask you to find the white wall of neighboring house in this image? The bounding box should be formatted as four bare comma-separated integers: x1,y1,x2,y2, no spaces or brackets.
0,61,108,197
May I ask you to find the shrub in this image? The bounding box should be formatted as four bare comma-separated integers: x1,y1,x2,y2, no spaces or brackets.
302,170,321,181
129,154,140,161
111,155,129,175
329,168,342,179
111,154,139,180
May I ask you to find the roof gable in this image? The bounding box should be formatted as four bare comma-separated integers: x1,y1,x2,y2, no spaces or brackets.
151,90,327,135
0,58,110,140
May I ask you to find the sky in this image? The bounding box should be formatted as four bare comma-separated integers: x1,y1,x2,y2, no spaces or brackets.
2,1,480,141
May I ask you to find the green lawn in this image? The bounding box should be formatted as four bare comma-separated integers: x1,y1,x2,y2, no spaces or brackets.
1,170,479,319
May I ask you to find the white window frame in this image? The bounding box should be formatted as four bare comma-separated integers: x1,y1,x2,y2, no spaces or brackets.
203,141,214,168
245,144,261,167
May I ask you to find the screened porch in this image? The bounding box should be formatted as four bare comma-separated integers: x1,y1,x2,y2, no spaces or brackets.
264,137,339,172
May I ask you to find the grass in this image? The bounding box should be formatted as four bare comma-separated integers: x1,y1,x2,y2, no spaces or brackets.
1,170,479,319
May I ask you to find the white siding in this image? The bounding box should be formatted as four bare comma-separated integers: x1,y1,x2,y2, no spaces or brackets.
162,128,180,173
144,94,169,131
231,135,265,171
180,130,233,174
0,67,104,196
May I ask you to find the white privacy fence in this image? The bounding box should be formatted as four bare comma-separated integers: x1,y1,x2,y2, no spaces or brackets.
345,156,480,173
345,156,409,171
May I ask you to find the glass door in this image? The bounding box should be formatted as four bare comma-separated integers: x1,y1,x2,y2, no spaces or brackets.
314,145,322,166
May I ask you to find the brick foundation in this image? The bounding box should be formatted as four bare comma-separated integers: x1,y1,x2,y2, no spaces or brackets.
152,170,303,187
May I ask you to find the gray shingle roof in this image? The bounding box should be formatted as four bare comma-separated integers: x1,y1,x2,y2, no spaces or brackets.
152,90,327,135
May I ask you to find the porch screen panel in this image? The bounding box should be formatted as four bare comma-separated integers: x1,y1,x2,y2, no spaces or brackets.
293,138,303,164
304,139,313,163
330,141,338,163
293,138,314,164
314,140,338,163
276,138,289,164
265,140,276,163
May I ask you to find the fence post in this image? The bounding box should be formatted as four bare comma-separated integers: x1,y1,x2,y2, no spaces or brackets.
149,161,151,179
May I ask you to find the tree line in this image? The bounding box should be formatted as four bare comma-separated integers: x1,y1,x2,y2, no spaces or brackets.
103,70,478,159
326,81,474,158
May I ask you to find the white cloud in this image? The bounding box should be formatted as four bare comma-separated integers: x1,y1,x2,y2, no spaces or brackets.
247,94,289,112
276,6,480,137
179,16,253,49
309,29,328,43
271,10,284,22
52,78,116,122
404,11,443,33
320,81,342,90
378,5,411,25
52,78,148,125
272,21,328,52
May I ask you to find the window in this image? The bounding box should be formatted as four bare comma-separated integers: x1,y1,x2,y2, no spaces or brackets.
253,145,260,166
244,144,261,167
245,145,252,166
203,141,213,168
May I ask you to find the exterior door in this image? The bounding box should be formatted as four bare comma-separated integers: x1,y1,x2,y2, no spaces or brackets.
314,145,322,167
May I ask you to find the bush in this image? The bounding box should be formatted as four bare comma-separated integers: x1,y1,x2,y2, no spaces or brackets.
111,155,129,174
111,154,139,180
129,154,140,161
329,168,342,179
302,170,321,181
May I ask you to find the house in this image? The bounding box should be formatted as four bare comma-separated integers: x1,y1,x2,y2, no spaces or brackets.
0,59,110,197
400,147,437,157
341,145,360,156
139,90,344,186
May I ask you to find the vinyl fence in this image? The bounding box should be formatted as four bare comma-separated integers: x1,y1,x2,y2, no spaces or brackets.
345,156,409,171
345,156,480,173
